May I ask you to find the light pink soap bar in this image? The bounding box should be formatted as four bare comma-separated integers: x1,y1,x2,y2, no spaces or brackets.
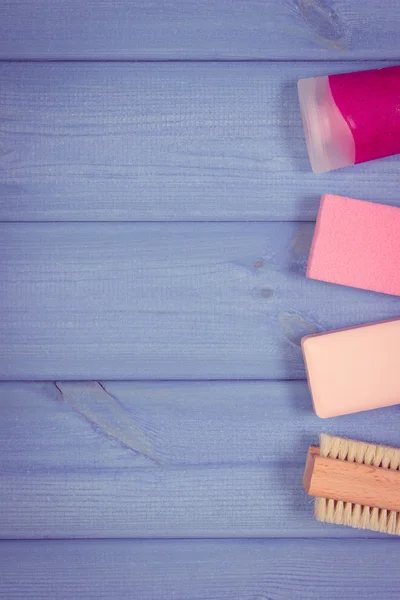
302,319,400,418
307,194,400,296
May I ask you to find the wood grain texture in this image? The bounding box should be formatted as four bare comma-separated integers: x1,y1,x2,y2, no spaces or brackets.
2,380,400,539
1,1,400,60
2,222,400,380
2,4,400,596
2,539,400,599
1,62,400,222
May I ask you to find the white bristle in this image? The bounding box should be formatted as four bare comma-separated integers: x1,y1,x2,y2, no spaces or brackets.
315,434,400,536
319,434,400,469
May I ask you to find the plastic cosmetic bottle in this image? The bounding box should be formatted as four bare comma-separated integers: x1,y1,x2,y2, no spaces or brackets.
298,65,400,173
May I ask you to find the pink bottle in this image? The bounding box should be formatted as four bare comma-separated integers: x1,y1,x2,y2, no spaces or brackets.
298,65,400,173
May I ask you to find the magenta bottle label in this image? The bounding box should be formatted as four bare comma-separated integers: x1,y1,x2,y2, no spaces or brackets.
329,66,400,164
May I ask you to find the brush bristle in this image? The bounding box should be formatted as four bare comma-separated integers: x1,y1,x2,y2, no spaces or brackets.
315,434,400,535
319,434,400,468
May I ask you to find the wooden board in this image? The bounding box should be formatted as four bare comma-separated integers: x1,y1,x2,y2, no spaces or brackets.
1,222,399,380
2,380,399,539
1,61,399,222
1,1,400,60
2,4,400,596
2,539,400,599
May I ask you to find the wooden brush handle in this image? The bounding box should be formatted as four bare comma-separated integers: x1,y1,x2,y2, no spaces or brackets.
303,446,400,512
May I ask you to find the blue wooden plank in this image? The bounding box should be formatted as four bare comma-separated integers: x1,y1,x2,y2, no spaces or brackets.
0,1,400,60
1,62,399,222
1,539,400,599
1,222,400,380
4,381,400,470
2,380,400,539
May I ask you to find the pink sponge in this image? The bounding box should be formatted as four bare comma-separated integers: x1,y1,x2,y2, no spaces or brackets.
307,194,400,296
